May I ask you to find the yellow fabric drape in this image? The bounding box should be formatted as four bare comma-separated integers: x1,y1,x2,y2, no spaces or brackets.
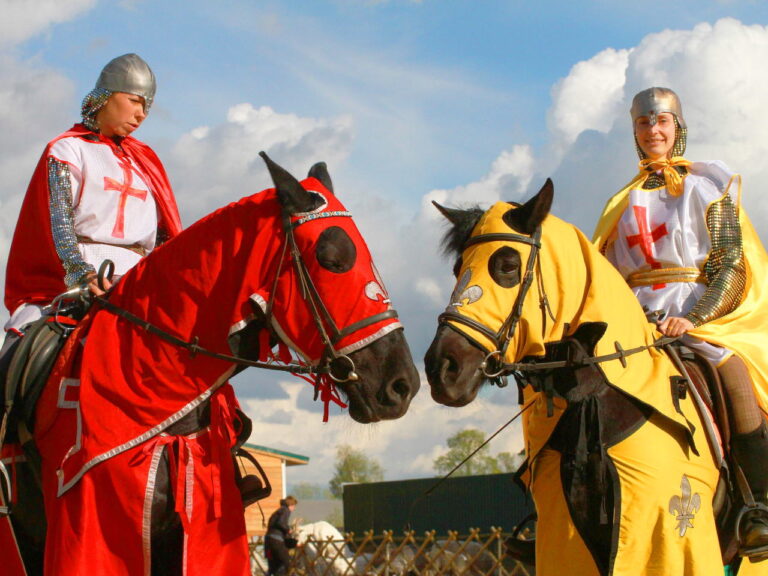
592,174,768,415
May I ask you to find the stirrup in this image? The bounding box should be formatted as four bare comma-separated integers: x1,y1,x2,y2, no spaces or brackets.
736,503,768,562
0,459,12,516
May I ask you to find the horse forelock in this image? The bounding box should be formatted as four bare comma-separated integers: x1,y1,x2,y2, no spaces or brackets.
439,205,485,259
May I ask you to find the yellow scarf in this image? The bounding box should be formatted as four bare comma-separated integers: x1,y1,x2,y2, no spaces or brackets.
638,156,693,197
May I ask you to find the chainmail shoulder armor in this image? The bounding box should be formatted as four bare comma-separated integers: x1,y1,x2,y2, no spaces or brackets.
48,157,96,287
685,193,746,326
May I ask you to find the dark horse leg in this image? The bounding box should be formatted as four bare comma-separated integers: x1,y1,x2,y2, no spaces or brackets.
149,401,211,576
150,447,184,576
6,445,46,576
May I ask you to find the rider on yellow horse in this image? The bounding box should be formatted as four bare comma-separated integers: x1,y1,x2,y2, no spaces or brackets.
594,87,768,560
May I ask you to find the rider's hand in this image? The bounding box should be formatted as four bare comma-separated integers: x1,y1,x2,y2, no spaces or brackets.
84,272,111,296
657,315,694,337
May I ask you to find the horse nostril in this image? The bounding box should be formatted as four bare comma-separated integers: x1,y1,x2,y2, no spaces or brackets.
445,354,459,376
391,378,409,399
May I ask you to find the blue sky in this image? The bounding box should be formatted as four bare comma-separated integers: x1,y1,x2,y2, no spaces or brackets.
4,0,768,488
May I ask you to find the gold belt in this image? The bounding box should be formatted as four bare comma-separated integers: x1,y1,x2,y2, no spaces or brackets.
627,267,705,288
77,236,148,257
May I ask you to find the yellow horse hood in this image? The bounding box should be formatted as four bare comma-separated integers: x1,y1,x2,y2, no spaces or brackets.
446,201,694,458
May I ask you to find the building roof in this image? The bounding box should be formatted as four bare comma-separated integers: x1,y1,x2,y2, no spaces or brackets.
244,443,309,466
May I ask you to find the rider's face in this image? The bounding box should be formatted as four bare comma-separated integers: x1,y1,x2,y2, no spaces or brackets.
96,92,147,138
635,112,676,160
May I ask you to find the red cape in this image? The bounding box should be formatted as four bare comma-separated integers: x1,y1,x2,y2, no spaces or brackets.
4,124,182,313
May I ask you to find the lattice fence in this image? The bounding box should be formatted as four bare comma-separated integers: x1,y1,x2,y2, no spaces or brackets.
249,528,535,576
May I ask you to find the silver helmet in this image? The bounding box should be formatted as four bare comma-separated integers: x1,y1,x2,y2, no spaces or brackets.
630,86,686,129
95,53,156,111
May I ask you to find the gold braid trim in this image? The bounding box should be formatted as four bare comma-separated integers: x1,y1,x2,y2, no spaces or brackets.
686,194,747,326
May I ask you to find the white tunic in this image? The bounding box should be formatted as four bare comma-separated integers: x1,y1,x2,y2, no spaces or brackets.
4,136,159,334
606,161,738,363
49,136,158,275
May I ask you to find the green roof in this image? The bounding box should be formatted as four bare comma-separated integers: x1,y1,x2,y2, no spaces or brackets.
244,443,309,466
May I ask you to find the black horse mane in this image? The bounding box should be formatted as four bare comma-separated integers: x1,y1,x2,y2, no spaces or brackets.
438,204,485,259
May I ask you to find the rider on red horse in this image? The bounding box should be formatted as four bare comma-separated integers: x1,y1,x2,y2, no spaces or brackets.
3,53,181,347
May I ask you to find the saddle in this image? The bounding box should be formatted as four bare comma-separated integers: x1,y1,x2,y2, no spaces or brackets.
507,327,750,568
2,313,80,444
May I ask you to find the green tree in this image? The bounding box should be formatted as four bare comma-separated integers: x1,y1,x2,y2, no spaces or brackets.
433,429,500,476
329,444,384,498
496,450,524,473
291,482,332,500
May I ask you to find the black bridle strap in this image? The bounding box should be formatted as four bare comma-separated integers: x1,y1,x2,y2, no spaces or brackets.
439,227,543,359
285,210,401,353
463,232,540,249
92,295,319,374
496,227,542,358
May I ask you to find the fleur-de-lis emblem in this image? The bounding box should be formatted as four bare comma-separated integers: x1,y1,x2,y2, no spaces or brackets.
669,474,701,536
448,269,483,309
364,262,391,305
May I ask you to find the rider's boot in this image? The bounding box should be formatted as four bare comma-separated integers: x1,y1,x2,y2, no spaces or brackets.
731,422,768,562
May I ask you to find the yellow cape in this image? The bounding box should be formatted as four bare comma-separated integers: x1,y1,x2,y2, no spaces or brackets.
593,174,768,415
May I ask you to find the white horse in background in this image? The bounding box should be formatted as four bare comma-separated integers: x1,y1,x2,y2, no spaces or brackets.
294,521,367,575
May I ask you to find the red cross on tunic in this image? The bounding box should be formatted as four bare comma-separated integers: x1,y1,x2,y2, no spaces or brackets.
626,205,668,290
103,156,148,239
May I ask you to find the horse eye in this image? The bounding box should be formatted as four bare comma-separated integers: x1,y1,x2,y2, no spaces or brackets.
488,246,521,288
315,226,356,273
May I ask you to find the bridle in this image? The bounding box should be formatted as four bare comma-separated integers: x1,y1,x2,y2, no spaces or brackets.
280,208,399,382
438,225,550,385
437,223,675,384
87,204,399,406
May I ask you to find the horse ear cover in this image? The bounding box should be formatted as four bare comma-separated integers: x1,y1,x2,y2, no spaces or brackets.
505,179,554,235
308,162,334,194
260,151,321,214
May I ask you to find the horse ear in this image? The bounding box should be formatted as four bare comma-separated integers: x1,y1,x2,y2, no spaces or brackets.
432,201,465,225
505,178,554,234
260,151,324,213
308,162,334,195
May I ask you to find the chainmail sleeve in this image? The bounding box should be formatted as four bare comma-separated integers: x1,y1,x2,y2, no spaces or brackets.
48,157,95,287
685,193,747,326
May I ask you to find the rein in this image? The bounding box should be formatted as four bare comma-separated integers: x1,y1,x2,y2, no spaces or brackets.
495,335,678,375
91,294,319,375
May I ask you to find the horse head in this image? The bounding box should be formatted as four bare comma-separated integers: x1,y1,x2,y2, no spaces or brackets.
424,180,557,406
242,153,420,422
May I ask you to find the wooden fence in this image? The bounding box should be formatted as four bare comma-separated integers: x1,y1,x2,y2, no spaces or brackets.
249,528,535,576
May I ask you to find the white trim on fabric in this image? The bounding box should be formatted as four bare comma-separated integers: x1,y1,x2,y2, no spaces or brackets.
57,378,83,455
336,322,403,357
142,442,165,576
55,367,235,497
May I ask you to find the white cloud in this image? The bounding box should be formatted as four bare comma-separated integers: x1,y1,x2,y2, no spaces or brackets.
0,0,96,47
241,371,524,486
547,47,629,155
168,104,354,222
423,145,535,211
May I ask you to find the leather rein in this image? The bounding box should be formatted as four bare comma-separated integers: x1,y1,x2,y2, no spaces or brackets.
85,207,399,384
437,224,674,385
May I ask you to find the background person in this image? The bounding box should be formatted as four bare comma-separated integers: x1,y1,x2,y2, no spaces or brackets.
265,495,298,575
